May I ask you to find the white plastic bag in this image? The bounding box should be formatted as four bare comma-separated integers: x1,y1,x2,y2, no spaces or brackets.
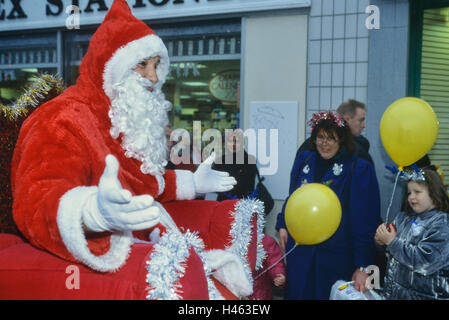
329,280,383,300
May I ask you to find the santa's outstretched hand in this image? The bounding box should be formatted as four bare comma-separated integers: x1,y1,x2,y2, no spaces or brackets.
193,153,237,194
82,155,161,233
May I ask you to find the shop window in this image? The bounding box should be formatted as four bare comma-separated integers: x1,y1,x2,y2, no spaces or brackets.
164,33,241,133
0,33,57,105
165,59,240,133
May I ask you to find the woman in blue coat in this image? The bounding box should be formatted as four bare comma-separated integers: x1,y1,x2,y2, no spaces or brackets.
276,111,381,300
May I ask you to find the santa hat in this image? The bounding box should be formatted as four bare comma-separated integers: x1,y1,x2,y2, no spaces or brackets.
79,0,169,99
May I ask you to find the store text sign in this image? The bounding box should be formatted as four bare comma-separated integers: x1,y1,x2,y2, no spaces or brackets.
0,0,310,32
209,69,239,103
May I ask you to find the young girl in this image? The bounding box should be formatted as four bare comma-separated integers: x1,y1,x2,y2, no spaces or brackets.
246,234,286,300
375,168,449,299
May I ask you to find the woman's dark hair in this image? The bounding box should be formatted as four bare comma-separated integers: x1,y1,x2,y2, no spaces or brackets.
309,118,355,155
402,167,449,214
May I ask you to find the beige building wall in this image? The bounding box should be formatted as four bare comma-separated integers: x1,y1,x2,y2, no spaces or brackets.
241,13,308,238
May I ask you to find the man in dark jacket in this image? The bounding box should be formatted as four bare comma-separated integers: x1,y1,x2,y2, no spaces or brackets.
298,99,373,164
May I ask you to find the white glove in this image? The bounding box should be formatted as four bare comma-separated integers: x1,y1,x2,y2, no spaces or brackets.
82,155,161,232
193,153,237,194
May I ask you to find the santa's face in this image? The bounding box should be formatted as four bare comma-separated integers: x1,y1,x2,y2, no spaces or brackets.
108,59,172,176
132,56,160,92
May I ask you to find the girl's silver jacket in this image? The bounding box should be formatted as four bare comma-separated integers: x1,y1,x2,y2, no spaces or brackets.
383,209,449,300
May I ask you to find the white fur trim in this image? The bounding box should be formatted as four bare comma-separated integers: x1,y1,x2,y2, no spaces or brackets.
57,186,133,272
149,227,161,244
103,34,169,100
203,249,253,298
174,170,196,200
155,174,165,196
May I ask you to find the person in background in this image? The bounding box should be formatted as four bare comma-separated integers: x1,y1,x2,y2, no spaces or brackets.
212,129,258,201
165,123,175,150
165,125,200,173
164,124,177,170
277,111,381,300
246,233,286,300
337,99,371,163
298,100,373,164
375,168,449,299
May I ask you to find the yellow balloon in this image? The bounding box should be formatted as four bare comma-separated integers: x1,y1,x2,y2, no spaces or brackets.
380,97,438,168
285,183,342,245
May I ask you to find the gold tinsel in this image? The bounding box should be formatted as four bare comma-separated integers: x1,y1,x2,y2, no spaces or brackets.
0,73,66,121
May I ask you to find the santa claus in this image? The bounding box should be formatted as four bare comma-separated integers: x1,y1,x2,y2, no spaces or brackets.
11,0,265,299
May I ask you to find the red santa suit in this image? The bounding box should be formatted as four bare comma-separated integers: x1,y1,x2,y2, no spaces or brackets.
11,0,264,299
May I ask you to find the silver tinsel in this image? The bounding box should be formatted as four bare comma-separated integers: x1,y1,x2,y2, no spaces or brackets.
225,198,266,294
146,229,198,300
401,169,426,182
254,200,268,271
145,198,266,300
146,229,224,300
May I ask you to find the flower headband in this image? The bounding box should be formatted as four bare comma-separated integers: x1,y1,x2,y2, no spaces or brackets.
307,111,345,130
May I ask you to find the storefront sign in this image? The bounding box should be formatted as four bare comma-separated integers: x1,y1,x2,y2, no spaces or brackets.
209,69,239,103
0,0,310,32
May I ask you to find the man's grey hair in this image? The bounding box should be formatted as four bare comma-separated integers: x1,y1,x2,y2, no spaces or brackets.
337,99,366,117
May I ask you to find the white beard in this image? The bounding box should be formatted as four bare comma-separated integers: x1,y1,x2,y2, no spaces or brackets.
109,70,172,176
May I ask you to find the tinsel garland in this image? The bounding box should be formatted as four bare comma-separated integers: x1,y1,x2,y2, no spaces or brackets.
0,73,65,121
401,168,426,182
146,229,223,300
254,200,268,270
225,198,267,292
146,199,265,300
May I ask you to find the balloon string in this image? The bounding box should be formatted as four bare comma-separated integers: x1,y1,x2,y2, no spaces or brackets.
254,244,296,281
385,171,400,224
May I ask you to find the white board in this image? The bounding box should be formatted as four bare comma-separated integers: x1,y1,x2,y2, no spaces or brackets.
248,101,298,200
